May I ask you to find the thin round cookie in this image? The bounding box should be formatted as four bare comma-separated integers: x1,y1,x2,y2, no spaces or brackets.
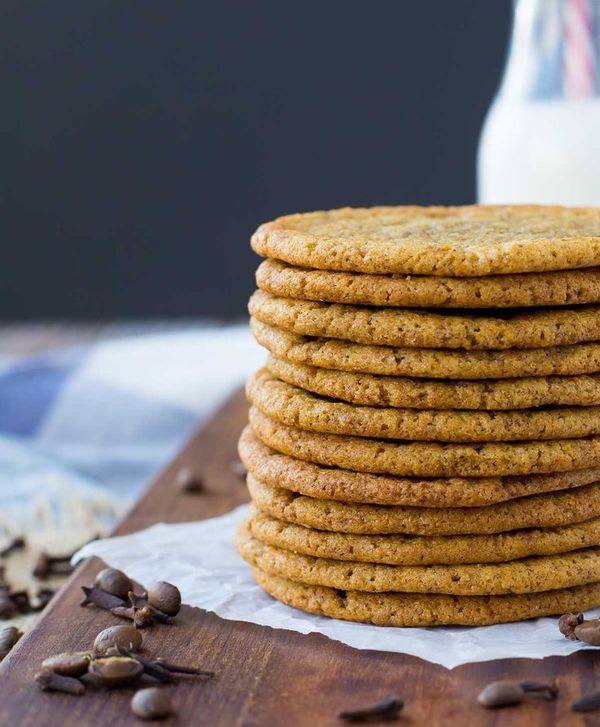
251,205,600,277
257,259,600,308
249,407,600,477
249,290,600,350
267,355,600,410
252,319,600,380
239,427,600,507
248,510,600,566
237,522,600,595
253,569,600,626
246,476,600,535
247,369,600,442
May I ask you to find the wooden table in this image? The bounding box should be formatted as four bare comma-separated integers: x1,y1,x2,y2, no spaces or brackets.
1,389,600,725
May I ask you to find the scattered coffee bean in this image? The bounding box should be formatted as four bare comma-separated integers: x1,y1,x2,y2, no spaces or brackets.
35,669,85,695
88,656,144,688
95,567,133,599
41,651,91,677
10,590,31,614
478,681,525,708
175,467,204,494
558,612,584,640
574,619,600,645
573,690,600,713
147,582,181,617
93,625,143,656
0,591,16,619
0,626,22,661
0,536,26,558
131,687,174,720
338,695,403,722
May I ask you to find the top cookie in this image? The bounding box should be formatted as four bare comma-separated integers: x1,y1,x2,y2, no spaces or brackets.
251,205,600,277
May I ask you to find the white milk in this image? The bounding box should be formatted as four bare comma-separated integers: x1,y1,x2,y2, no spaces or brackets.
478,99,600,205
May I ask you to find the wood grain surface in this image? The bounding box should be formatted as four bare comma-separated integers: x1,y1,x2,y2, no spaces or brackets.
2,389,600,726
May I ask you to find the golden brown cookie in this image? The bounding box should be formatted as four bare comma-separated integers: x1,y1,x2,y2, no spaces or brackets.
267,355,600,410
237,521,600,595
249,290,600,350
249,407,600,478
251,205,600,277
252,318,600,380
247,369,600,442
248,510,600,566
252,568,600,626
238,427,600,507
257,258,600,308
247,476,600,535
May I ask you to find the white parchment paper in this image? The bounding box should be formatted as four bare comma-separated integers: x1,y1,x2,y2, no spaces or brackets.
73,505,600,669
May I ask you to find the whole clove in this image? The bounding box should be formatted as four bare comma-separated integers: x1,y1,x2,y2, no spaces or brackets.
111,605,154,629
0,626,22,661
175,466,204,494
572,691,600,713
93,625,143,656
338,696,403,722
118,648,175,683
81,585,127,611
558,612,583,640
129,592,173,624
0,536,26,558
154,657,214,678
33,552,74,580
131,687,174,720
477,680,558,709
41,651,91,677
95,567,133,599
147,582,181,617
35,669,85,695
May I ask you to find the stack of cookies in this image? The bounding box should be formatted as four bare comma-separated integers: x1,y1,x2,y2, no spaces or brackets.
236,205,600,627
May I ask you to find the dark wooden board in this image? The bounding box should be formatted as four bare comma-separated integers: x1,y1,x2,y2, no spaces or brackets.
2,389,600,726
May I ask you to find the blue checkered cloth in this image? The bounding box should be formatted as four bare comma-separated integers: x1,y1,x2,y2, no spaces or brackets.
0,325,263,530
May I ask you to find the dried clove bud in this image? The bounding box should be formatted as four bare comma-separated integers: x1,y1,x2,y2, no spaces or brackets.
81,585,127,611
33,552,74,580
573,691,600,712
118,648,175,683
574,619,600,645
93,625,143,656
111,605,154,629
131,687,174,720
35,669,85,695
477,681,525,708
558,612,584,640
147,582,181,617
129,592,173,624
0,536,26,558
521,681,559,701
154,657,214,678
338,696,403,722
95,567,133,599
175,467,204,494
41,651,91,677
88,656,143,688
0,592,17,620
0,626,22,661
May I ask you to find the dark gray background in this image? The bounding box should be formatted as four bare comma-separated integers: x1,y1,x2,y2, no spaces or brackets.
0,1,511,320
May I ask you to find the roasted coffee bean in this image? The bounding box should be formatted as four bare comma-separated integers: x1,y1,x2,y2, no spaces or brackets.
94,568,133,599
147,582,181,617
93,625,143,656
574,619,600,645
88,656,143,687
477,681,525,708
42,651,91,677
131,687,174,720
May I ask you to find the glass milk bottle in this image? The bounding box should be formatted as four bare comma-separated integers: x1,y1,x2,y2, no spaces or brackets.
478,0,600,205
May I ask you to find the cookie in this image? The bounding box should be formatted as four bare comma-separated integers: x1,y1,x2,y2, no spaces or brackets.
252,568,600,626
251,205,600,277
237,521,600,595
249,290,600,350
246,476,600,535
239,427,600,507
267,355,600,411
248,510,600,566
247,369,600,442
249,407,600,477
257,258,600,308
252,318,600,380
